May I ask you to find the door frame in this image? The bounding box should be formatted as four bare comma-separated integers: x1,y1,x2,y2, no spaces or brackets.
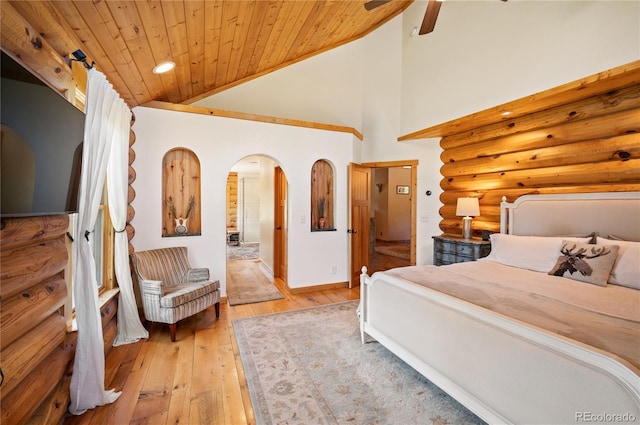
273,166,287,284
348,162,371,288
361,160,418,265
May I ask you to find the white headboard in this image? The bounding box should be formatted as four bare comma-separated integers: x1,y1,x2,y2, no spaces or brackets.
500,192,640,241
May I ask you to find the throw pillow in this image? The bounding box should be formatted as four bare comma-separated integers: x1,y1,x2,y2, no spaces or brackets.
596,237,640,290
548,240,619,287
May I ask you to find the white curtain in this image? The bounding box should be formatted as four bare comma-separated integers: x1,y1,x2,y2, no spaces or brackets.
69,68,142,414
108,99,149,346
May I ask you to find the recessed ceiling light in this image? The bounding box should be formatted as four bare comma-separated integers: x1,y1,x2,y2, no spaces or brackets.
153,61,175,74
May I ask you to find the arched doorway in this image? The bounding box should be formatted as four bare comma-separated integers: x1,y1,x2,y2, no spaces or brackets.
225,155,287,306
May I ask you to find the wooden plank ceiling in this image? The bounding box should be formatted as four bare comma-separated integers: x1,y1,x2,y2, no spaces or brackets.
1,0,412,108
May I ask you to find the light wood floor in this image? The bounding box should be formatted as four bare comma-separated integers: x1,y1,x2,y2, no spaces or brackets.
61,246,409,425
369,241,412,274
62,264,360,425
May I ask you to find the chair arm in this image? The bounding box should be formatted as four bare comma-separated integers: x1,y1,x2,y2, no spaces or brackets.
186,268,210,282
140,279,164,296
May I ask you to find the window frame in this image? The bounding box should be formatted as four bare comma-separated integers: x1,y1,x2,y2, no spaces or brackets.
64,185,115,329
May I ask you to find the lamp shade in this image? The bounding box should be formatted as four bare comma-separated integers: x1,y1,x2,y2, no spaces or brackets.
456,197,480,217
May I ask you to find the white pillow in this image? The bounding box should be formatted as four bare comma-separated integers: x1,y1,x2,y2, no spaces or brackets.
596,237,640,290
487,234,591,273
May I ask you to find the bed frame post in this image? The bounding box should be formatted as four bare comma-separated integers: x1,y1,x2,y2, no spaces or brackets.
359,266,369,344
499,196,509,234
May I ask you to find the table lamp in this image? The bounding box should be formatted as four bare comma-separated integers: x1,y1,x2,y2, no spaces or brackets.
456,197,480,240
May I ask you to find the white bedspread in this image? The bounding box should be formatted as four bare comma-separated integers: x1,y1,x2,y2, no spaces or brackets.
383,260,640,371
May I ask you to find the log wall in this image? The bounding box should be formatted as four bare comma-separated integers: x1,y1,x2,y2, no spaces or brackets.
439,84,640,237
227,172,238,229
128,113,137,253
0,215,72,425
0,215,120,425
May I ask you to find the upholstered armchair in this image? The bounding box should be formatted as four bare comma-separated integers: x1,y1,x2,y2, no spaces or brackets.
131,247,220,342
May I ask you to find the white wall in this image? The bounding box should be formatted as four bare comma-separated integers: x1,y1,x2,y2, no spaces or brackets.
258,156,276,274
362,16,444,263
192,38,364,129
364,0,639,263
400,0,640,134
132,0,640,280
131,107,356,295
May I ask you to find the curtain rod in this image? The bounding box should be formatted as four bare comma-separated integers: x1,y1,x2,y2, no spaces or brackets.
71,49,94,70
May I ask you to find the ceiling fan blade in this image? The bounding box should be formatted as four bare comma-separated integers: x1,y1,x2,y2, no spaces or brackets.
364,0,393,11
419,0,442,35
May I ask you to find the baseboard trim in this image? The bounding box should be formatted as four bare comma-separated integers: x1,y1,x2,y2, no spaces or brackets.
286,281,350,294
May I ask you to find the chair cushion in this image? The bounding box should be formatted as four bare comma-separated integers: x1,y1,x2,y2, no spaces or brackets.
134,247,191,286
160,280,220,308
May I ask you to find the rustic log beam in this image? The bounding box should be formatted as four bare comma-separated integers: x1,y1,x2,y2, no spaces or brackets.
438,184,640,206
441,133,640,177
103,315,118,357
441,108,640,164
441,159,640,192
100,295,118,329
7,1,79,58
0,313,66,398
439,205,501,223
1,238,68,300
24,361,72,425
0,215,68,251
0,1,72,94
1,276,67,348
30,332,77,425
0,343,73,425
439,219,501,238
441,84,640,149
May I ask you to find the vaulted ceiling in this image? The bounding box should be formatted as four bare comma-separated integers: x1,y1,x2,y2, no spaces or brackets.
1,1,412,108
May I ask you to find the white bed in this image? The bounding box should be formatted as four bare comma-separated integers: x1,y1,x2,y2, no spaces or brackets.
359,192,640,425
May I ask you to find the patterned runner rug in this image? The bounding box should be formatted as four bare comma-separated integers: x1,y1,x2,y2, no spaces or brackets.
233,301,485,425
227,244,284,306
374,240,410,260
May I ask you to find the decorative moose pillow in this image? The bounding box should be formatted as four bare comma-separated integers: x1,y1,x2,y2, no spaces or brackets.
548,240,619,287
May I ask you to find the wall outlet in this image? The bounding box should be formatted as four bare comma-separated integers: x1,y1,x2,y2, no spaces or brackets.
420,214,430,222
330,265,337,274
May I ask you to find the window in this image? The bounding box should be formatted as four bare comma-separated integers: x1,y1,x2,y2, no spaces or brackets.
93,207,104,288
65,197,115,326
92,204,115,292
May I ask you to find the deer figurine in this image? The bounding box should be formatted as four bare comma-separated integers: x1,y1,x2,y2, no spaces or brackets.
166,196,196,235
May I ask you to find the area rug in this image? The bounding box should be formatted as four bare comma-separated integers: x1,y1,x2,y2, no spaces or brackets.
374,240,410,260
227,249,284,305
233,301,485,425
227,243,260,261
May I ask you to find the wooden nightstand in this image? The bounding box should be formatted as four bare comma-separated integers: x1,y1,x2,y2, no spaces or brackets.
432,235,491,266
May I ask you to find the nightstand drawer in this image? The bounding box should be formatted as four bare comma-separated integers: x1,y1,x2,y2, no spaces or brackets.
455,255,475,263
456,243,475,256
432,235,491,266
440,252,458,265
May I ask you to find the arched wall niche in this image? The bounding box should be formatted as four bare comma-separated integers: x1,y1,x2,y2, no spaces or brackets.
162,148,202,237
311,159,335,232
